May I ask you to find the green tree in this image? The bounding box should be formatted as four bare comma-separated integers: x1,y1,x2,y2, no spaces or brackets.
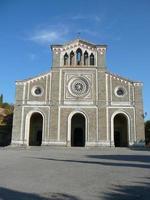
0,101,14,146
0,94,3,104
145,120,150,146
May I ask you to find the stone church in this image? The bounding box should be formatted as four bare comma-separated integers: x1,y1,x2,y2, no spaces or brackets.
12,39,145,147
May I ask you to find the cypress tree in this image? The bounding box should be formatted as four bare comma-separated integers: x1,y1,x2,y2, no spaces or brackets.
0,94,3,105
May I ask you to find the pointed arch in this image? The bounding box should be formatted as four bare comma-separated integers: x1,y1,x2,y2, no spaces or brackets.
70,51,75,65
90,53,94,65
84,51,88,65
76,48,82,65
64,53,68,65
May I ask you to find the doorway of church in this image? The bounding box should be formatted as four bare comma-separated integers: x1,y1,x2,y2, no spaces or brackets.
114,113,128,147
29,113,43,146
71,113,85,147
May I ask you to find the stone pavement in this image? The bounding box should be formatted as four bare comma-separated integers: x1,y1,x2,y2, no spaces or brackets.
0,146,150,200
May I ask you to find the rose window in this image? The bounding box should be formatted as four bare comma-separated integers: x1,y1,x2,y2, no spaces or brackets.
74,83,84,92
68,76,90,97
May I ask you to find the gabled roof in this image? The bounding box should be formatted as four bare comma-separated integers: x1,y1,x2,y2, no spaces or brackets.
16,71,50,84
64,39,96,47
106,71,143,85
51,38,107,49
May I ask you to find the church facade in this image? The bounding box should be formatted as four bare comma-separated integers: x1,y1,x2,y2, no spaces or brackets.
12,39,145,147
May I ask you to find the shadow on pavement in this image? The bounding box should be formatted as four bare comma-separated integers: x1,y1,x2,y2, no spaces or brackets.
32,154,150,169
0,187,80,200
101,179,150,200
87,154,150,163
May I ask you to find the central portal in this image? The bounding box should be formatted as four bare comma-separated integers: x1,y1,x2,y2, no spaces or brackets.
71,113,85,147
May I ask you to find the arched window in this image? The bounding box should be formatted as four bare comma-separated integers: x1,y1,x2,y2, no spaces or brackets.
90,53,94,65
76,48,82,65
64,53,68,65
70,51,75,65
84,51,88,65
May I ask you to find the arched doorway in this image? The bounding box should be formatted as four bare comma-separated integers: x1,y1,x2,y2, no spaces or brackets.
71,113,85,147
114,114,128,147
29,112,43,146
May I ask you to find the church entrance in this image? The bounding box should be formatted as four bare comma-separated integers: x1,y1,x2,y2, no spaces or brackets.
29,113,43,146
114,114,128,147
71,113,85,147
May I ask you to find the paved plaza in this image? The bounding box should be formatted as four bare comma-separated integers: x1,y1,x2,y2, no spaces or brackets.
0,146,150,200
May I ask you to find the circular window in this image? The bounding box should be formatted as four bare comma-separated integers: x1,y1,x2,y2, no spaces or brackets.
68,76,90,97
32,86,44,96
115,86,126,97
34,87,42,95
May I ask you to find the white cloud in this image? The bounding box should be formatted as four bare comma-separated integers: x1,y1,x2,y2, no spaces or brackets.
31,31,59,42
28,25,69,44
26,14,102,45
72,14,101,22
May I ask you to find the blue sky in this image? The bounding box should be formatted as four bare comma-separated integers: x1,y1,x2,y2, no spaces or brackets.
0,0,150,119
